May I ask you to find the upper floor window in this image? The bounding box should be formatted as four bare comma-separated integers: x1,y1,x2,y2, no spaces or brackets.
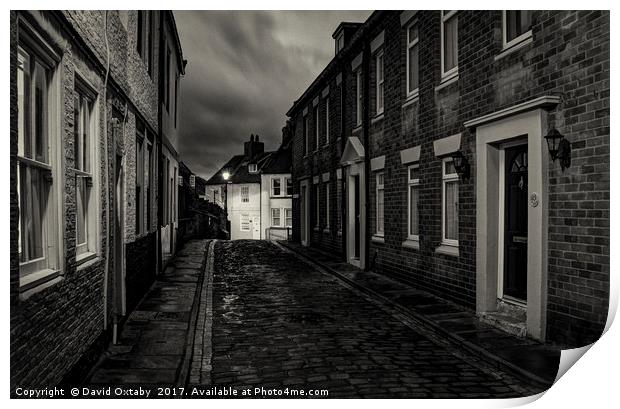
441,10,458,79
137,11,153,76
303,114,309,156
241,185,249,203
407,164,420,241
136,124,145,235
165,47,171,111
355,69,363,126
335,33,344,54
325,182,331,229
17,36,60,278
324,98,330,145
286,177,293,196
248,163,258,173
503,11,533,49
271,178,281,196
74,81,98,259
375,51,384,115
314,105,319,150
314,183,320,228
442,158,459,246
376,172,385,236
406,22,420,97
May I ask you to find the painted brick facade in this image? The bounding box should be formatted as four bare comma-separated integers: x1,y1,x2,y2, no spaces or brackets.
10,10,185,388
288,11,609,347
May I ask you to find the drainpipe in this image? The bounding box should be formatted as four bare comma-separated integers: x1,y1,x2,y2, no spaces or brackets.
102,10,111,330
362,41,371,271
156,11,164,273
339,65,347,262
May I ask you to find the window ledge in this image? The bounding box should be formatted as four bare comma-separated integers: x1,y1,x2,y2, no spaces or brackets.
337,230,342,237
19,269,62,298
371,113,385,125
402,92,420,108
435,244,460,257
495,35,533,61
435,72,459,92
352,124,363,133
402,239,420,250
313,226,320,232
76,252,98,268
323,227,331,234
371,235,385,244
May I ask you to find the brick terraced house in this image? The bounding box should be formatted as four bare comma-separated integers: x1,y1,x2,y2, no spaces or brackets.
10,10,186,388
287,11,609,347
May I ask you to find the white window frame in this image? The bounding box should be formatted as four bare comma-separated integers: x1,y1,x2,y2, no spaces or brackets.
376,172,385,236
248,163,257,173
73,75,99,262
440,10,459,80
406,20,420,99
285,208,293,228
271,177,282,197
16,23,63,283
135,128,145,236
303,114,309,156
315,183,320,228
335,32,344,54
285,177,293,196
314,105,320,151
240,185,249,203
502,10,533,50
240,213,250,231
375,50,384,115
324,98,330,145
271,208,281,227
407,164,420,241
441,157,459,246
356,69,363,126
325,182,331,229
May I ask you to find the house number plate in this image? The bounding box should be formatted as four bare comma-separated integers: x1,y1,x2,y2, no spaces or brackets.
529,192,539,208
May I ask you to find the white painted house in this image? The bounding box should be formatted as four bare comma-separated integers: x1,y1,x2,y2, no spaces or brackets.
206,134,292,240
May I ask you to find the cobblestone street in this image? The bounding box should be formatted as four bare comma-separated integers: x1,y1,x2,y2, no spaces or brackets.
190,240,546,398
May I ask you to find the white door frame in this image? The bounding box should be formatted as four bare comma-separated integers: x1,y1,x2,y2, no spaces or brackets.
474,108,549,341
300,179,310,246
345,163,366,269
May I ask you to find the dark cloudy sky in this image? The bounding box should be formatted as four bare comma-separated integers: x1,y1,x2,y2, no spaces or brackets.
175,10,371,180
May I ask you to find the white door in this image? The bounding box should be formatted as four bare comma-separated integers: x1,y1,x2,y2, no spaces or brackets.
251,216,261,240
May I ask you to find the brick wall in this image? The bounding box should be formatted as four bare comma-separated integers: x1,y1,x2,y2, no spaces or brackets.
288,10,609,347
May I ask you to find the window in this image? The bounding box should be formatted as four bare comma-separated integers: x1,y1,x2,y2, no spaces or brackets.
335,33,344,54
376,51,384,114
285,209,293,227
314,183,320,228
441,10,458,79
241,186,249,203
135,125,145,235
17,39,59,277
406,21,420,97
240,213,250,231
314,105,320,150
442,158,459,246
407,165,420,241
271,178,281,196
286,177,293,196
174,72,179,127
356,70,363,126
74,82,97,258
303,114,309,156
248,163,257,173
165,47,171,110
376,173,385,235
325,98,330,144
271,208,281,227
136,11,153,75
325,182,331,229
146,141,153,230
503,11,533,48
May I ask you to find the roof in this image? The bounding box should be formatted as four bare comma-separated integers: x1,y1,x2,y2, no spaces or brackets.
261,136,292,174
168,11,187,75
205,151,274,185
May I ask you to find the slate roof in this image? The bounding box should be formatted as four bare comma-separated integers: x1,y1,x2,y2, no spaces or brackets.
205,151,274,185
261,136,292,175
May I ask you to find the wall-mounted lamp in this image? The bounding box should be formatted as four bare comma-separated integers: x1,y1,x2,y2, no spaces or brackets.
451,151,470,180
222,168,231,181
544,128,571,171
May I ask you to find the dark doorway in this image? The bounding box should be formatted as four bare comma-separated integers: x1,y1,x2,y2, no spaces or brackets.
353,175,360,259
504,144,528,301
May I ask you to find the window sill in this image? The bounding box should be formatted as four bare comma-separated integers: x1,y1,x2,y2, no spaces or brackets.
337,230,342,237
313,227,320,232
402,239,420,250
19,269,62,299
371,235,385,244
435,243,460,257
352,124,363,133
402,92,419,108
435,72,459,92
495,34,533,61
76,251,98,267
323,227,331,234
371,113,385,125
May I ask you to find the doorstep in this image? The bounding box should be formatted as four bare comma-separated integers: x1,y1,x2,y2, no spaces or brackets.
278,240,562,389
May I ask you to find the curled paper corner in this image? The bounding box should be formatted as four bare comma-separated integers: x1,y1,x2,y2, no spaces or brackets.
554,344,593,383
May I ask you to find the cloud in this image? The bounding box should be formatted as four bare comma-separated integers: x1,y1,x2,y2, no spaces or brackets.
174,10,371,179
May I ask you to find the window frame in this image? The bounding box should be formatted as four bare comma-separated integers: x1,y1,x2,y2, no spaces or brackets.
375,172,385,236
324,97,330,145
406,20,420,99
240,185,250,203
440,10,459,80
271,208,281,227
303,113,309,156
375,50,384,115
407,164,420,242
240,213,250,231
285,177,293,196
271,177,282,197
441,157,459,247
248,163,258,173
325,182,331,229
502,10,533,50
355,69,363,126
314,182,320,228
135,126,145,236
314,104,320,151
16,24,63,282
285,208,293,228
73,75,99,262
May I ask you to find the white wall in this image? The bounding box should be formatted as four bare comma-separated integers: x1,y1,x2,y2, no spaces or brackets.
229,183,261,240
260,174,293,240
